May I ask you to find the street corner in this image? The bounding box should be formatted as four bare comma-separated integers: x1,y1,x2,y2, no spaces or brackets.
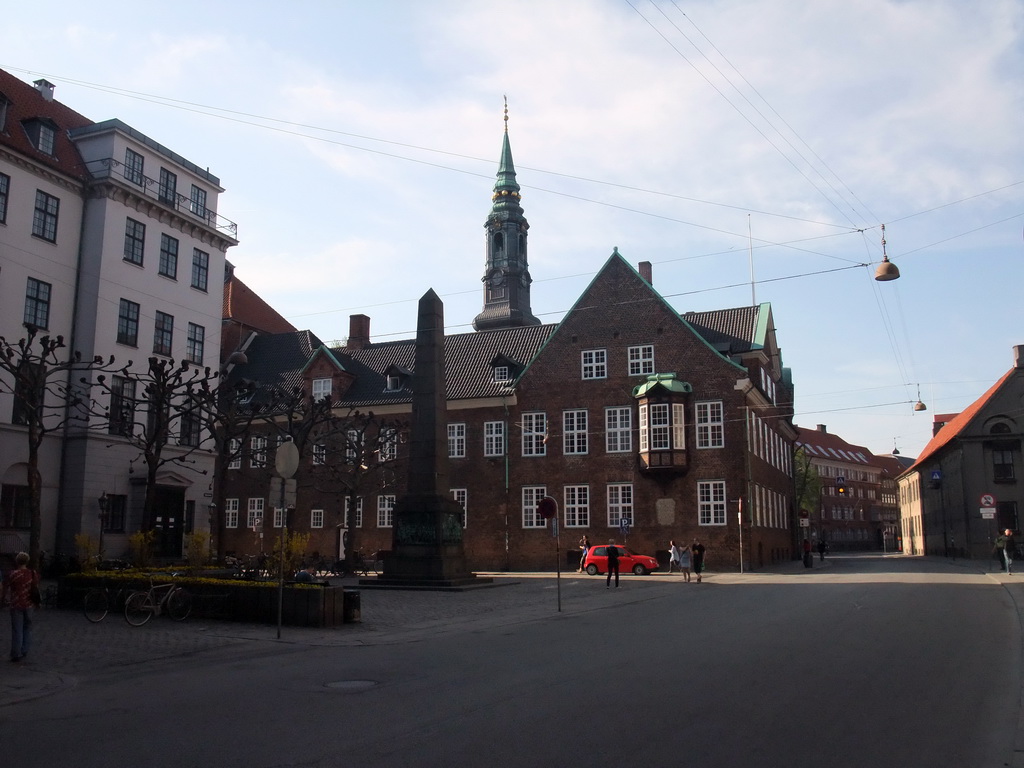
0,665,74,707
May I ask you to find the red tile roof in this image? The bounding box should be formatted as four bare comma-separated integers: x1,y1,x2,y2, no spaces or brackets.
794,425,873,464
223,275,297,335
905,369,1015,473
0,69,92,180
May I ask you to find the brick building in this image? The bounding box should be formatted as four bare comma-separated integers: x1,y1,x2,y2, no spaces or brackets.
219,123,797,572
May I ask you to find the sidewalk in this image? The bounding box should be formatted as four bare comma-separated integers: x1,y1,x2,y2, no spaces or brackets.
0,558,823,707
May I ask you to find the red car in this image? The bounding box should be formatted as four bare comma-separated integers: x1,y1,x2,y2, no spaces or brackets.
583,545,659,576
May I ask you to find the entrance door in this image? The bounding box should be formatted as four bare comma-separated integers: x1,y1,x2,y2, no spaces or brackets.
153,487,186,558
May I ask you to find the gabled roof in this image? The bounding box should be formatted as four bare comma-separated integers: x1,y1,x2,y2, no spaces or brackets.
795,425,874,465
223,273,297,335
235,323,555,409
905,368,1016,474
0,69,93,181
683,303,771,355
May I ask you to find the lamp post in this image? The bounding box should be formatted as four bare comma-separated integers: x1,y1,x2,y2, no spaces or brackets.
97,492,109,559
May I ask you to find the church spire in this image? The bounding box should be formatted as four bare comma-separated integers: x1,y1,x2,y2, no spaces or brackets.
473,100,540,332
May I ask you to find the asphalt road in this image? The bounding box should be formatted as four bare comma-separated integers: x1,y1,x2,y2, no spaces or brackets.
2,554,1021,768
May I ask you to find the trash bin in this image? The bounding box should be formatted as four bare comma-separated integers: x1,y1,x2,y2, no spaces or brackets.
343,589,361,623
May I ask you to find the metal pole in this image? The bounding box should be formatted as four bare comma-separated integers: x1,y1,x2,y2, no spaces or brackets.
277,481,286,640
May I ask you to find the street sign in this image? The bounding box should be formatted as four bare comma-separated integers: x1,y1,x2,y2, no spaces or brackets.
800,517,810,527
980,493,996,508
981,510,996,519
537,496,558,519
931,470,942,481
836,476,846,485
619,518,631,536
275,439,299,479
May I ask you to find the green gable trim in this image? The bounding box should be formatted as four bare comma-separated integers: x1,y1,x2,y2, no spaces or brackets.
300,345,346,375
632,373,693,398
751,302,771,351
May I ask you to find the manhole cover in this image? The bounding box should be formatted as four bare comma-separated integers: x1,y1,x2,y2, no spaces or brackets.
324,680,378,691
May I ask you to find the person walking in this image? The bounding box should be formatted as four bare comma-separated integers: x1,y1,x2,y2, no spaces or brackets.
667,540,681,573
691,538,706,583
678,540,692,582
997,529,1017,575
606,540,620,588
1,552,39,663
817,539,827,562
577,535,591,573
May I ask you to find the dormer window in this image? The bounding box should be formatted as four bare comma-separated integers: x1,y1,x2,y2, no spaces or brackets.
489,354,520,385
386,375,401,391
23,119,57,155
312,377,332,401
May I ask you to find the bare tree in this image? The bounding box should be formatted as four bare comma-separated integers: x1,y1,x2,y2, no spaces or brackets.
0,326,113,567
85,356,217,533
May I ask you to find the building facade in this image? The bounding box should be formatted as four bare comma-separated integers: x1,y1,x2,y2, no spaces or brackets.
219,124,798,572
0,70,237,563
898,345,1024,560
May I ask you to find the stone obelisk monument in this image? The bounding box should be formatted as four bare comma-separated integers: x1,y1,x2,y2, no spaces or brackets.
377,289,487,587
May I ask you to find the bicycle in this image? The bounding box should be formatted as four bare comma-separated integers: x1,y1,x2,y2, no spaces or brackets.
352,549,382,575
82,581,132,622
123,578,192,626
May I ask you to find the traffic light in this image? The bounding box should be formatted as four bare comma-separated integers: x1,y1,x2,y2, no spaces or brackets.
837,484,847,496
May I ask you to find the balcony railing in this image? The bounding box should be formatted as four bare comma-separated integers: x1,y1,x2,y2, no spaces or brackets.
84,158,239,240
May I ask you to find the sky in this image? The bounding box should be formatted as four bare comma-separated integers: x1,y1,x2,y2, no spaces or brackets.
3,0,1022,459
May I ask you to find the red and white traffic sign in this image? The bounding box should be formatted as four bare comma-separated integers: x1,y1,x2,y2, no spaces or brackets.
980,493,996,509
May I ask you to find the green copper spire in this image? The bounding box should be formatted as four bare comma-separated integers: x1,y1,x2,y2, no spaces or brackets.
492,96,521,209
473,99,539,332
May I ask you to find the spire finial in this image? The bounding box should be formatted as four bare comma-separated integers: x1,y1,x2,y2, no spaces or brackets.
503,95,508,133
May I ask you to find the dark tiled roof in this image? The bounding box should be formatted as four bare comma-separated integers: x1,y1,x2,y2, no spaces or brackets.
234,324,556,409
0,69,92,181
683,305,761,354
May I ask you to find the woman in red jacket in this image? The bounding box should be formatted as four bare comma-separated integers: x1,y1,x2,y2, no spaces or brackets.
2,552,39,662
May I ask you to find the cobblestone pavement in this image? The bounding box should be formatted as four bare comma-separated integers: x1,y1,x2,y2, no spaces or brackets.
0,560,822,707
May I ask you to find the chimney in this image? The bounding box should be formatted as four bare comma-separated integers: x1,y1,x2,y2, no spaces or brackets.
639,261,653,285
348,314,370,350
33,79,55,102
816,424,827,433
1015,344,1024,369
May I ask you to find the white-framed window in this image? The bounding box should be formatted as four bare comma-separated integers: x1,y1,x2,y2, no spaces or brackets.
696,401,725,448
250,435,267,468
380,428,397,461
312,378,332,401
247,497,264,528
639,403,684,451
273,507,286,528
607,483,633,527
605,407,632,453
344,497,363,528
628,345,655,376
190,184,207,218
581,349,607,380
493,365,511,383
345,428,361,462
521,412,547,457
698,481,727,525
377,495,395,528
451,488,467,527
228,438,241,470
311,509,324,529
672,403,685,449
186,323,205,365
522,486,547,529
32,190,59,242
448,423,466,458
386,374,402,391
224,498,239,528
313,443,326,465
563,410,588,455
484,421,506,457
564,485,590,527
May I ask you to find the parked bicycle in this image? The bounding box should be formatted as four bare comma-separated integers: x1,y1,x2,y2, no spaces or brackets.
82,581,132,622
124,578,192,626
352,549,383,575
